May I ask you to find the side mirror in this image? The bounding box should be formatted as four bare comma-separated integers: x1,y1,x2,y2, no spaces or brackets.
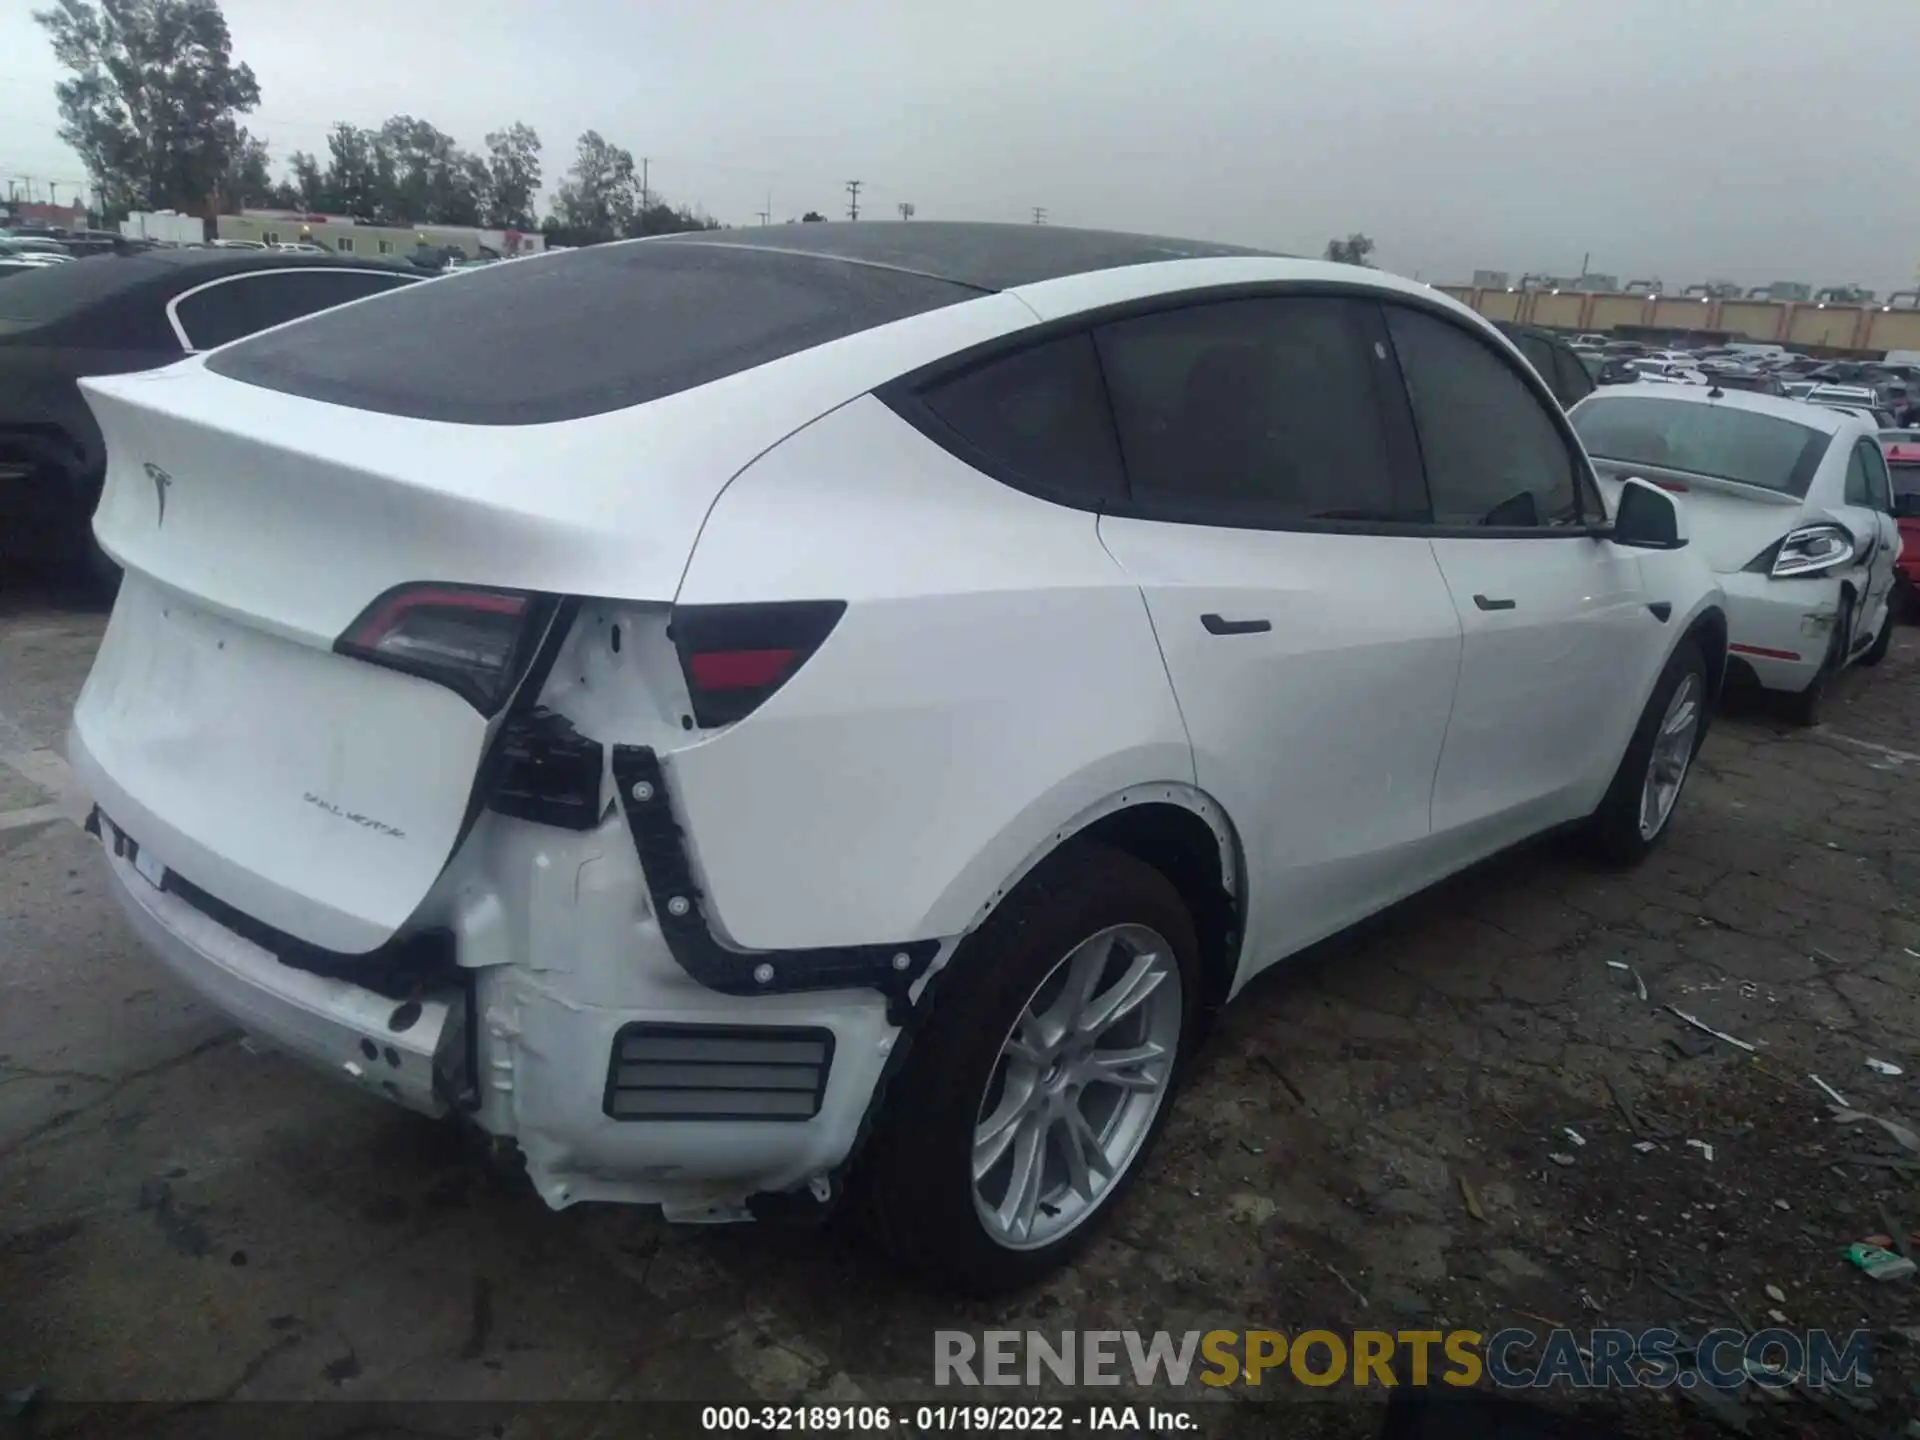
1611,477,1689,550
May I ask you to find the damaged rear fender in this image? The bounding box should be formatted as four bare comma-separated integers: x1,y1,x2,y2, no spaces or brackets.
918,774,1243,994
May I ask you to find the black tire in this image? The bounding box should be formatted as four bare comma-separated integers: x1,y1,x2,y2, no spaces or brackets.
1781,592,1851,727
1585,639,1709,867
854,843,1202,1296
1861,599,1894,666
0,431,116,602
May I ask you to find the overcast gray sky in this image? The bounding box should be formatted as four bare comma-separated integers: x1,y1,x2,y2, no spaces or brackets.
2,0,1915,292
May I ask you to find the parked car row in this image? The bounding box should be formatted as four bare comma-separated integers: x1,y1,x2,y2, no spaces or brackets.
1,225,495,277
1573,335,1920,420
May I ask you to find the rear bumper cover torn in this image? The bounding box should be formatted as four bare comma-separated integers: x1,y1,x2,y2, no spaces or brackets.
94,816,467,1117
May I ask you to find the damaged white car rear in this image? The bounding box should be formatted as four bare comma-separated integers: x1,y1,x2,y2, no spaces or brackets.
1571,384,1902,725
70,225,1725,1294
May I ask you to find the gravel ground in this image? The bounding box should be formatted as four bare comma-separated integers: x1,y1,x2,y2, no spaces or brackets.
4,580,1918,1439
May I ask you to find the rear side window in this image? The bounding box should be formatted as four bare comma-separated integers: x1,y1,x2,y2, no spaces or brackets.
1844,445,1872,505
1386,305,1581,527
916,334,1126,503
207,242,979,424
1851,440,1893,511
1093,296,1416,525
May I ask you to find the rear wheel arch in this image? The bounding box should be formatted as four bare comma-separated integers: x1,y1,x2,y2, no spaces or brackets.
948,787,1243,1021
1681,604,1728,702
1838,579,1861,642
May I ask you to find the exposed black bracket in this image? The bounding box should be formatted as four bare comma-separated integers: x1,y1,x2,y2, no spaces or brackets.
1647,602,1672,623
488,707,604,830
608,744,939,1016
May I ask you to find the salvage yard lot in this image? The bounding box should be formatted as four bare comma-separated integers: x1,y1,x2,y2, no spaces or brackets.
4,588,1919,1437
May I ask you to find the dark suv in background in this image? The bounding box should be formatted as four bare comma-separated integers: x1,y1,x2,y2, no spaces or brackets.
0,247,422,593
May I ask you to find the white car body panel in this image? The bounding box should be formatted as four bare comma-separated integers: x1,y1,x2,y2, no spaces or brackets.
1094,519,1461,984
1011,255,1471,325
70,574,488,952
1425,536,1654,838
68,236,1728,1220
663,396,1195,951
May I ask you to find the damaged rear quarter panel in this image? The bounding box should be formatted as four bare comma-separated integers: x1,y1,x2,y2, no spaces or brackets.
422,807,905,1209
661,394,1194,953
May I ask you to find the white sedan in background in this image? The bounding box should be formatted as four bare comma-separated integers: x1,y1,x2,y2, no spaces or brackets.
69,224,1725,1293
1572,384,1901,723
1629,358,1711,387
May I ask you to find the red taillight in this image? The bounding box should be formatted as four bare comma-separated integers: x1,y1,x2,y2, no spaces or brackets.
672,601,846,727
688,647,799,692
336,582,547,715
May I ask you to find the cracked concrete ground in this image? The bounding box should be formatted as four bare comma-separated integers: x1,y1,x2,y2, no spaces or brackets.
4,582,1920,1437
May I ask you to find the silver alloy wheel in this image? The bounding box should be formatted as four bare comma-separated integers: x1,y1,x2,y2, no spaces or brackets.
971,923,1182,1251
1638,672,1702,840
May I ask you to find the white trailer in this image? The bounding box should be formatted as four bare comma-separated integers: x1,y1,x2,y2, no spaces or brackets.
121,211,205,245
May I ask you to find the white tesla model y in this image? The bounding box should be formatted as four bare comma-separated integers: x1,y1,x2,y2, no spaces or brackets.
70,224,1724,1292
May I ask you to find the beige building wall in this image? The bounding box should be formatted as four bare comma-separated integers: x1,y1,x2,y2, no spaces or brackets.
1527,293,1585,329
1650,297,1712,331
1586,295,1646,331
1716,302,1784,342
1866,310,1920,354
1786,307,1866,349
1476,289,1523,322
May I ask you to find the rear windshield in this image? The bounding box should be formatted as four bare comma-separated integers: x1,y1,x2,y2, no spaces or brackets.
1571,397,1831,497
205,241,982,424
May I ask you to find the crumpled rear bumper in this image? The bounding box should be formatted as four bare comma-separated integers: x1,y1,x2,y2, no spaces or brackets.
95,820,464,1117
90,799,918,1219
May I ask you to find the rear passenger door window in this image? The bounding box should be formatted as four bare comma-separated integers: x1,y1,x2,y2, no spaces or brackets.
1385,305,1583,528
916,333,1126,503
1092,296,1422,527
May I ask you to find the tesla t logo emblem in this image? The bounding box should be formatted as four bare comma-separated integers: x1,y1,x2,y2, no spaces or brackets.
143,462,172,526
